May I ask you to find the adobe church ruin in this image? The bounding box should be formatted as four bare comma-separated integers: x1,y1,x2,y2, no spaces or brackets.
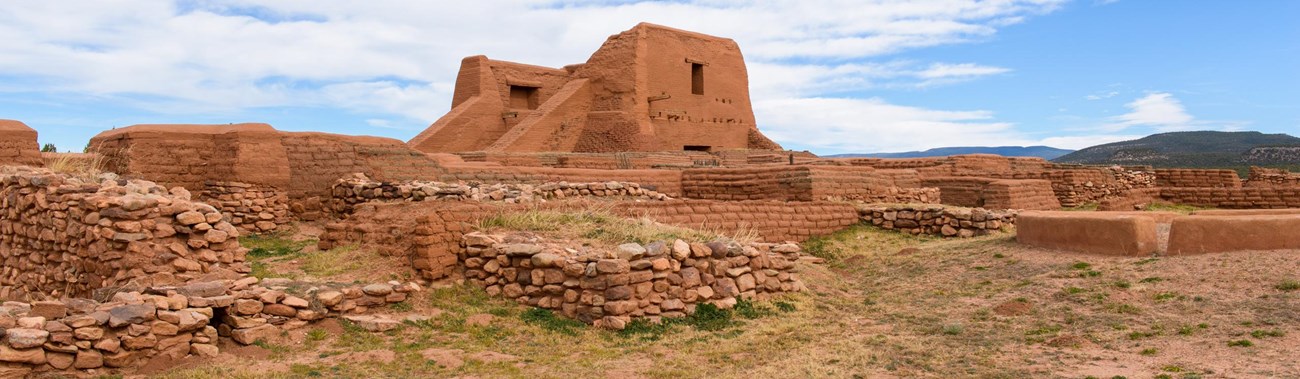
409,23,783,153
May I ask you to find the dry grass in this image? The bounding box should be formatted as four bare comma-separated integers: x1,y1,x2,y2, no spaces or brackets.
43,152,105,181
479,206,758,247
157,224,1300,378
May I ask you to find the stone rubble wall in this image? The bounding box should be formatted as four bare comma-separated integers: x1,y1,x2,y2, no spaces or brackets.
438,165,685,197
1097,187,1163,211
0,166,250,301
0,277,421,377
858,205,1015,237
1155,169,1242,188
1045,168,1157,208
1246,166,1300,188
198,181,291,234
319,199,861,281
327,175,669,216
460,232,806,329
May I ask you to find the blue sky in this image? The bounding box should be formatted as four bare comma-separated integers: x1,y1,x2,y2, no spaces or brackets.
1,0,1296,155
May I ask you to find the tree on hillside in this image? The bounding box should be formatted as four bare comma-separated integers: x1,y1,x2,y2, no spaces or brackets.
40,143,56,153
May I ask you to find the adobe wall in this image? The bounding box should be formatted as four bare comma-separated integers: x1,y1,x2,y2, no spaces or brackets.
921,177,1060,210
680,166,937,203
1016,211,1161,256
609,200,861,242
88,124,445,225
0,120,44,167
0,166,249,301
461,232,805,328
1155,169,1242,188
1158,187,1300,209
456,151,703,169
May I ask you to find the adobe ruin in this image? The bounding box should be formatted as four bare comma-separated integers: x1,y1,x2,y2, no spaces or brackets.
409,23,782,154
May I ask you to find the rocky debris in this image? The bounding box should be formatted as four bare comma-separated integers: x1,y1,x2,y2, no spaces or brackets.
328,174,671,215
462,232,806,329
859,205,1016,238
343,315,400,332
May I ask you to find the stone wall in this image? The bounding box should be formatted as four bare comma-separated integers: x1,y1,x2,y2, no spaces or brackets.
0,120,44,167
327,175,669,216
858,205,1014,237
438,165,684,196
0,277,421,376
460,232,805,328
1155,169,1242,188
0,166,249,301
1044,167,1157,208
1246,166,1300,188
198,181,291,233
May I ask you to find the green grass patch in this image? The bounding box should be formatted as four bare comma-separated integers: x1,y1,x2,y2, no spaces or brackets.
519,308,586,336
1276,280,1300,292
1227,339,1254,347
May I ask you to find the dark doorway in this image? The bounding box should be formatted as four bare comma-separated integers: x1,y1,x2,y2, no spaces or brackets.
684,145,711,152
691,63,704,95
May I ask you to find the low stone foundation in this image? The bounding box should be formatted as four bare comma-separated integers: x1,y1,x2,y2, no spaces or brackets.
0,277,422,376
460,232,806,329
859,205,1015,237
328,175,669,216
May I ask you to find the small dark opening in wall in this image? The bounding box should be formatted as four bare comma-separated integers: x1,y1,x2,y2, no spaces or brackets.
509,85,540,109
691,63,704,95
684,145,711,152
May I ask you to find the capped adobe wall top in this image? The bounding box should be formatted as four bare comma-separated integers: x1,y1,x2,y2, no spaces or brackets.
410,23,783,154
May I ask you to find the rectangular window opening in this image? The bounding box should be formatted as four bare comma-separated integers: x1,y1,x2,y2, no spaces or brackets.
684,145,711,152
691,63,704,95
509,85,540,109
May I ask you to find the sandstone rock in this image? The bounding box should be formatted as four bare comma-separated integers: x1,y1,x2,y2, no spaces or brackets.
190,343,219,357
361,284,393,297
74,350,104,369
5,327,48,349
317,290,344,306
231,324,278,345
0,345,45,364
234,299,264,315
616,243,647,260
282,296,310,308
176,211,206,225
108,304,156,328
29,301,66,319
74,327,104,340
530,253,562,268
671,239,690,260
47,351,74,369
262,304,297,317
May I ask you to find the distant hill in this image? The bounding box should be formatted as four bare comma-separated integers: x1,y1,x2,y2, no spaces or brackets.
827,146,1074,160
1052,131,1300,169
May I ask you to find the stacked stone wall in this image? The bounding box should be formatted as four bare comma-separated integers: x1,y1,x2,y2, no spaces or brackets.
460,232,805,328
0,166,249,301
439,165,684,196
198,181,291,233
1155,169,1242,188
327,175,669,216
0,277,421,376
859,205,1014,237
1246,166,1300,188
679,166,933,203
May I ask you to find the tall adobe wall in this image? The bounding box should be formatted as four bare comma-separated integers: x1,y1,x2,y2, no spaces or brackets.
0,119,45,167
89,124,444,227
411,23,781,154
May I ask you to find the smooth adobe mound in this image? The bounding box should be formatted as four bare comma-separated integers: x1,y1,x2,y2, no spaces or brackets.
1167,214,1300,254
1016,211,1160,256
0,119,44,167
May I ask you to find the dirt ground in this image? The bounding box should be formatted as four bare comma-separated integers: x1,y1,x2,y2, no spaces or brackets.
113,222,1300,379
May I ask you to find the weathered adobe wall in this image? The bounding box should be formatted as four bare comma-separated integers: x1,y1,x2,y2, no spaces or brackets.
89,124,445,226
0,120,44,167
921,177,1061,210
461,233,805,329
1016,211,1162,256
456,151,703,170
0,277,421,376
1158,187,1300,209
680,166,938,203
438,165,684,196
319,199,860,281
859,205,1014,237
1155,169,1242,188
327,175,669,216
0,166,249,301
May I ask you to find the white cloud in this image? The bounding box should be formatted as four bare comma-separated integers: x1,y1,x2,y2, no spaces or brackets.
757,97,1021,154
0,0,1067,149
1085,91,1119,100
1106,92,1195,131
